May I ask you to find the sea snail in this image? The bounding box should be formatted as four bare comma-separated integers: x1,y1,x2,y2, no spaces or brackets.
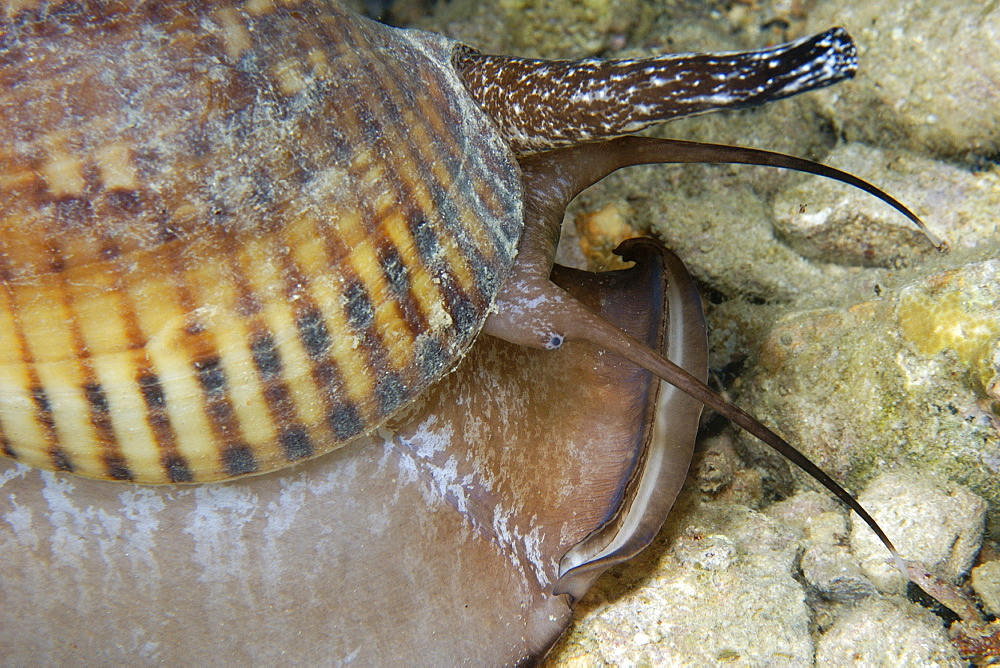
1,0,942,600
3,240,704,663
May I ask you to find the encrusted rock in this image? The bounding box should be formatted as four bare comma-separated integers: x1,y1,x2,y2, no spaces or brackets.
801,543,878,602
739,260,1000,534
768,491,878,601
550,499,813,666
970,561,1000,617
766,490,840,530
851,472,987,594
773,143,1000,267
807,0,1000,160
415,0,646,58
816,597,963,666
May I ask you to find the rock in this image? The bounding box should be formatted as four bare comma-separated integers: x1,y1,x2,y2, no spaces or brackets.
970,561,1000,617
801,542,878,602
806,0,1000,161
851,472,987,594
739,260,1000,535
550,499,813,666
415,0,646,58
949,619,1000,666
768,491,878,601
816,597,963,666
767,490,841,530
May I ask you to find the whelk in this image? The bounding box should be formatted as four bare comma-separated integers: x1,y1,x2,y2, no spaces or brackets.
0,1,958,663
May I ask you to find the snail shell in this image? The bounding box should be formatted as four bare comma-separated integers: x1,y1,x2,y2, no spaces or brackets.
0,1,869,484
1,4,955,644
0,1,521,482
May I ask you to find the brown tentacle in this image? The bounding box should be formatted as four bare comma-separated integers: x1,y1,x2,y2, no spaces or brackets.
519,136,940,249
611,136,942,249
487,135,955,612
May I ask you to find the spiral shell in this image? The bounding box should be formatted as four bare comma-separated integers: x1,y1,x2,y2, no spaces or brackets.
0,0,872,484
0,1,522,482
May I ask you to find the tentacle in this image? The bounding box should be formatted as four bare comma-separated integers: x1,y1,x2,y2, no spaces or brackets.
488,135,954,611
519,136,940,251
606,137,943,248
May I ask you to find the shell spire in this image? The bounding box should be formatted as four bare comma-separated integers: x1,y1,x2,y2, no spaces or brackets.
454,28,857,154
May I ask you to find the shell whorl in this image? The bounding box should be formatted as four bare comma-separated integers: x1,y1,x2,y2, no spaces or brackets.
0,1,521,482
1,1,864,484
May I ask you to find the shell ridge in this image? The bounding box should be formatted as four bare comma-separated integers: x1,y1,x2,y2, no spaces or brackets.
0,253,70,474
1,0,527,481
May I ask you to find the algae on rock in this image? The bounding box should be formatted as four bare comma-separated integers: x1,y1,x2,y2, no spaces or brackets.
738,260,1000,538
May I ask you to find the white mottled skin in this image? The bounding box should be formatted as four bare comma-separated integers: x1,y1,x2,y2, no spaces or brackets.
456,28,858,153
0,424,558,661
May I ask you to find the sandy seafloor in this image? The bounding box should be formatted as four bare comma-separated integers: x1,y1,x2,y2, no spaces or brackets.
372,0,1000,663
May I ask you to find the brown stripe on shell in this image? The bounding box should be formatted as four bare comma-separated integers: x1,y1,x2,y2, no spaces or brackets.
228,235,340,454
364,18,522,325
62,177,198,482
282,13,434,419
1,436,15,460
301,150,419,403
121,246,233,482
153,239,260,479
31,387,70,472
232,4,517,444
0,134,197,481
179,234,299,475
0,252,73,473
210,0,502,464
375,37,506,298
340,19,501,345
110,253,195,484
272,242,367,441
191,355,257,477
215,237,319,466
296,307,365,440
135,371,193,483
389,38,521,322
372,237,432,345
248,331,315,462
43,239,135,481
81,381,130,480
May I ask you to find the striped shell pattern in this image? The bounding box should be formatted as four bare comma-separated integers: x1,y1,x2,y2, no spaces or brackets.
0,0,523,482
